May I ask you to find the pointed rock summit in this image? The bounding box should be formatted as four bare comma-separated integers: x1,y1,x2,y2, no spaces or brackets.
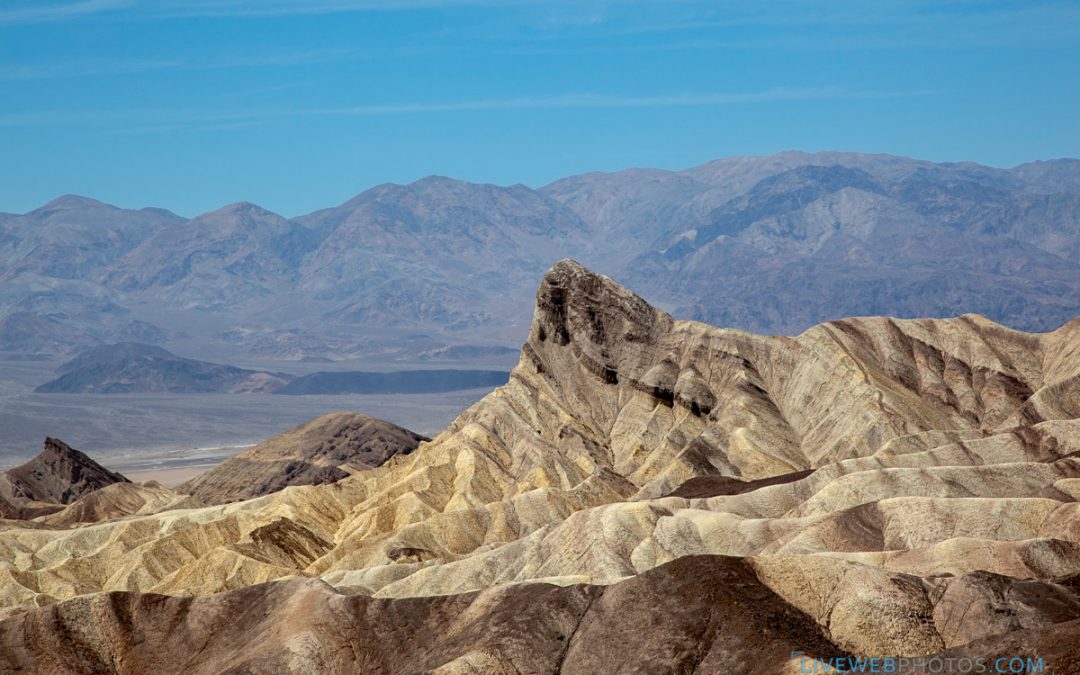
0,438,129,518
4,437,129,505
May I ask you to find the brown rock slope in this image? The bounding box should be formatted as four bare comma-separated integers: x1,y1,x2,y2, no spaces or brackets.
176,412,427,504
0,438,128,518
2,260,1080,663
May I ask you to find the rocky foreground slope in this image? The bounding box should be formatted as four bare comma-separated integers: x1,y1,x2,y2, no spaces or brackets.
2,260,1080,671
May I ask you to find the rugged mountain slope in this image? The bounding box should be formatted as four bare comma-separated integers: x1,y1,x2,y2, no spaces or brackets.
35,481,199,528
35,342,291,394
544,152,1080,332
0,437,128,518
295,176,590,329
103,201,319,311
0,195,182,283
0,195,181,353
1012,158,1080,194
177,412,426,504
1,261,1080,661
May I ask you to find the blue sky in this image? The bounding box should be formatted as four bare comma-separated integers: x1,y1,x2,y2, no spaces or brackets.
1,0,1078,217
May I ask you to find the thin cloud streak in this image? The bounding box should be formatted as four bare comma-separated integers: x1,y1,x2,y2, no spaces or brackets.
0,0,542,25
0,48,358,81
313,88,930,116
147,0,530,18
0,58,183,81
496,2,1080,50
0,87,934,132
0,0,133,26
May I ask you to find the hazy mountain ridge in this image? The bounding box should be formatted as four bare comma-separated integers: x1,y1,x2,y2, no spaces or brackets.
0,195,184,282
567,153,1080,332
33,342,512,396
103,201,321,310
3,151,1080,357
35,342,291,394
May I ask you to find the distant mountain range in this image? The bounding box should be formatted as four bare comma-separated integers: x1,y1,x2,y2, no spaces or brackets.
34,342,509,395
3,151,1079,358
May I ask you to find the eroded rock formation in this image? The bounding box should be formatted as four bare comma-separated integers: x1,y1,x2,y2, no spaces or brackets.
2,260,1080,669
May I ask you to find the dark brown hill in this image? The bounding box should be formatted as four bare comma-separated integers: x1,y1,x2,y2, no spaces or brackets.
0,437,128,518
176,412,427,504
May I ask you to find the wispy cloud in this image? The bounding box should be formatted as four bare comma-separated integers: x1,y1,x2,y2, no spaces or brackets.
0,58,182,81
105,119,271,135
0,86,934,133
0,0,540,25
0,48,358,81
145,0,527,18
0,0,133,26
306,88,929,115
416,0,1080,53
5,0,1076,54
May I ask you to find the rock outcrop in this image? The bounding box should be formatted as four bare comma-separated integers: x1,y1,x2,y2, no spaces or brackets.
176,412,427,504
2,261,1080,665
0,438,128,518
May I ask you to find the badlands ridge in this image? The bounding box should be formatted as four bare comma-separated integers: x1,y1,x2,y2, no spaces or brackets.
2,260,1080,671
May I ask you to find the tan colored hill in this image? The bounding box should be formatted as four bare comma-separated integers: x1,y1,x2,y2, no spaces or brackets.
2,260,1080,665
176,412,427,504
34,481,201,528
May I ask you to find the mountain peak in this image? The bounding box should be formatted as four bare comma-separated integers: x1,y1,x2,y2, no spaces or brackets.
32,195,110,213
39,436,91,465
532,258,671,367
3,437,128,505
410,175,472,189
206,201,275,217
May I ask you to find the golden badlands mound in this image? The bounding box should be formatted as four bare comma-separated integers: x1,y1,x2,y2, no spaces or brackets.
2,260,1080,672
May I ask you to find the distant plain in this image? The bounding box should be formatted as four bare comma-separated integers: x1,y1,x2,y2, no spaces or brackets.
0,353,506,471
